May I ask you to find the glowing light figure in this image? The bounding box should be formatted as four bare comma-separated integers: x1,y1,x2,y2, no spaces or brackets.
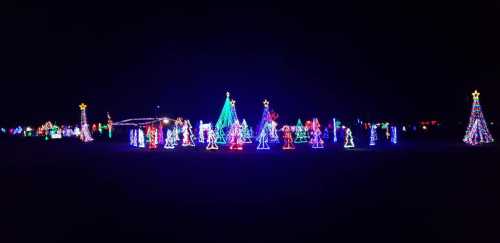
294,119,308,143
182,120,195,147
73,126,81,137
138,128,145,148
310,118,324,149
129,129,135,146
132,129,138,147
228,120,244,150
257,122,271,150
107,112,113,138
391,126,398,144
463,90,494,145
369,124,377,146
332,118,338,143
164,129,176,149
385,126,390,140
206,126,219,150
323,127,329,141
269,120,280,143
282,125,295,150
344,128,355,148
79,103,94,142
241,119,252,143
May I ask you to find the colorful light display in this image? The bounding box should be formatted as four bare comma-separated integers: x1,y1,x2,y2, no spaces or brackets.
215,92,238,144
463,90,494,145
182,120,195,147
79,103,94,143
228,120,244,150
282,125,295,150
138,128,145,148
310,118,324,149
294,119,308,143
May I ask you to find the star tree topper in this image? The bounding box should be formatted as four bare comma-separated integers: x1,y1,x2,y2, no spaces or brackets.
263,99,269,108
79,103,87,110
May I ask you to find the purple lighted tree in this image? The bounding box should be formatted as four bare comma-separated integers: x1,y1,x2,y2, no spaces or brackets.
463,90,494,145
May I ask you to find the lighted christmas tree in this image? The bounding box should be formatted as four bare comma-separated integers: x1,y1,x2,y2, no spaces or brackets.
228,120,244,150
215,92,238,144
206,126,219,150
147,125,158,149
294,119,308,143
344,128,355,148
310,118,324,149
369,124,377,146
391,126,398,144
257,122,271,150
282,125,295,150
257,99,272,137
241,119,252,143
79,103,94,142
463,90,494,145
164,129,176,149
182,120,195,147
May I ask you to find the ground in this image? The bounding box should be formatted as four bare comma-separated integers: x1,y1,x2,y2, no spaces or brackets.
2,138,499,242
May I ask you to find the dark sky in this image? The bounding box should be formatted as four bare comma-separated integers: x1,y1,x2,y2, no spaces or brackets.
1,1,499,126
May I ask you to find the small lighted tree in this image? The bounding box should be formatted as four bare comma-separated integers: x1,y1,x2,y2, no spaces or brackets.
294,119,308,143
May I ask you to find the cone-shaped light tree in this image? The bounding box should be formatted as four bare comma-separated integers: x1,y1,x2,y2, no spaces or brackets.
463,90,494,145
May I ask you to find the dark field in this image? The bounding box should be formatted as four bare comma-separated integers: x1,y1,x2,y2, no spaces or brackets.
2,138,499,242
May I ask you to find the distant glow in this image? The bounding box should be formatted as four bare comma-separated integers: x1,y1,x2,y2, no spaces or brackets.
344,128,355,148
163,119,169,124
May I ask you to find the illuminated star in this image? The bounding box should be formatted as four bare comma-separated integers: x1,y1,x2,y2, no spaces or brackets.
226,91,230,97
79,103,87,110
231,99,236,107
472,90,480,99
263,99,269,108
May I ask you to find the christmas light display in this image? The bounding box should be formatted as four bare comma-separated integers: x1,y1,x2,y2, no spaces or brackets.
369,124,377,146
463,90,494,145
294,119,308,143
132,129,138,147
129,129,135,146
206,125,219,150
215,92,238,144
182,120,195,147
174,118,183,143
164,129,176,149
241,119,252,143
310,118,324,149
344,128,355,148
391,126,398,144
79,103,94,143
147,126,158,149
332,118,338,143
257,122,271,150
282,125,295,150
228,120,244,150
106,112,113,138
199,121,212,143
323,127,329,141
402,126,407,132
138,128,145,148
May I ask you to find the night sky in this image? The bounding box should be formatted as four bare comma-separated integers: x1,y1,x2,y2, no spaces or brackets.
2,2,499,126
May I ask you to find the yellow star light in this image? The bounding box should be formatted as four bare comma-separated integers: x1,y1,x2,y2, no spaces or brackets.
472,90,480,99
79,103,87,110
263,99,269,108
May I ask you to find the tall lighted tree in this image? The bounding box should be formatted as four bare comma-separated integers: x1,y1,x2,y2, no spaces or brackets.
463,90,494,145
79,103,94,143
215,92,238,144
257,99,272,137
